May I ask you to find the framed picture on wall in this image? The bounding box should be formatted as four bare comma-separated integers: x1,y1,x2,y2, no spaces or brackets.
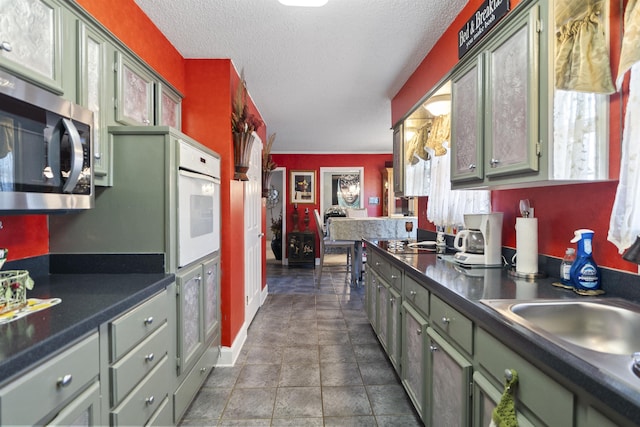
290,170,316,204
319,167,365,216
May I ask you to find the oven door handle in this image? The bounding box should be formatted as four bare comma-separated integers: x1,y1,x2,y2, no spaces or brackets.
179,169,218,184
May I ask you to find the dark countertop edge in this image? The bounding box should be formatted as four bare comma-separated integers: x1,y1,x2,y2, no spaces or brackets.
367,241,640,424
0,274,174,387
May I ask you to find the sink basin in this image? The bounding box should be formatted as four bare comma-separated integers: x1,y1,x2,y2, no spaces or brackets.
481,298,640,390
508,300,640,355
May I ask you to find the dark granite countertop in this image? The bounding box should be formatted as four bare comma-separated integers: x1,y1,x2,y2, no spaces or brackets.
0,270,174,387
370,240,640,425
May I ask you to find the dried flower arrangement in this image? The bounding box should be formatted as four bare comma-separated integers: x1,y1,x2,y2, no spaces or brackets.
232,76,263,134
263,133,277,172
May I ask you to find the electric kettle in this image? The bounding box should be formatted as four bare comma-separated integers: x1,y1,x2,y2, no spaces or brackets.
454,230,485,254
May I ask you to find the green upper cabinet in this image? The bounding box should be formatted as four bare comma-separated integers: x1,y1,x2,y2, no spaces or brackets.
484,5,540,179
392,123,405,196
78,22,113,186
0,0,64,94
157,82,182,130
450,0,612,190
115,51,155,126
450,56,484,184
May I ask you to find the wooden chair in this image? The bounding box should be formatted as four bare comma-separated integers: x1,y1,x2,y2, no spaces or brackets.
313,209,355,287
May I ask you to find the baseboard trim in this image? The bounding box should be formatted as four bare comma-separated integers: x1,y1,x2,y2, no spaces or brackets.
217,324,248,367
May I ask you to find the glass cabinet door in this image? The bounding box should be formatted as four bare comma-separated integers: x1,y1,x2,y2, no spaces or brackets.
485,5,540,179
115,51,155,126
392,123,405,196
157,83,182,130
0,0,63,93
78,22,111,186
451,56,484,184
202,256,220,342
176,263,204,376
427,328,472,427
401,301,428,422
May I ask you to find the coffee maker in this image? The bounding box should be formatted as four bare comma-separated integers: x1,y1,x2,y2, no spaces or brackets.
453,213,503,267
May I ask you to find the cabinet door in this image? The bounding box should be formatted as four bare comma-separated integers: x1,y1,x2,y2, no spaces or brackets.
157,83,182,130
176,263,205,376
451,56,484,184
392,123,405,196
401,301,429,421
485,5,540,178
427,328,472,427
376,278,390,350
78,22,112,186
0,0,63,93
115,51,155,126
366,271,378,327
46,381,101,426
472,372,535,427
388,287,401,373
202,256,220,343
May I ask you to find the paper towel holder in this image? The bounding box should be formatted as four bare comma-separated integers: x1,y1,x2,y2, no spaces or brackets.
507,265,547,280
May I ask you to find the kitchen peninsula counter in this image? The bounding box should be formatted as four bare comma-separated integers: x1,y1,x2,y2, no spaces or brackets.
0,268,173,387
369,240,640,425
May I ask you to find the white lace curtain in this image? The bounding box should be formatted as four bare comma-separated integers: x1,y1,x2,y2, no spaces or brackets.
426,143,491,229
608,0,640,253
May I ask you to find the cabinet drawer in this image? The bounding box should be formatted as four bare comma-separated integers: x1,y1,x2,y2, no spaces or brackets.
0,333,99,426
430,294,473,354
110,290,168,362
403,274,429,317
369,251,402,289
145,395,172,427
476,328,574,427
174,344,217,423
110,322,169,406
110,355,169,426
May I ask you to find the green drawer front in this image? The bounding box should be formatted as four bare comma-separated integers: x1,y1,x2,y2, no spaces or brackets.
174,345,217,423
430,295,473,354
370,251,402,290
146,395,173,427
110,321,170,406
110,355,169,426
403,274,429,317
0,333,99,426
110,290,168,362
476,328,574,427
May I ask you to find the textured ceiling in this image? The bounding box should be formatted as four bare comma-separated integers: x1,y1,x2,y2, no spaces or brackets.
134,0,466,154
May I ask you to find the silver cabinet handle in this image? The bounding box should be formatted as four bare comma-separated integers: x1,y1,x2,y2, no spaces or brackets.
200,367,207,374
145,396,155,405
143,316,154,325
375,261,381,266
416,328,422,335
145,353,154,363
468,164,476,170
377,285,382,290
430,345,439,352
391,274,398,280
390,297,395,304
490,158,500,167
207,269,213,276
410,290,417,297
258,232,265,238
143,118,151,125
442,317,451,324
57,374,72,388
0,41,12,52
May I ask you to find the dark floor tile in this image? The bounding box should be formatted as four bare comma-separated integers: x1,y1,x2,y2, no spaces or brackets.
358,361,401,385
245,346,284,365
273,386,323,418
367,384,416,416
375,414,424,426
323,416,378,427
282,345,320,364
222,388,276,419
353,343,389,364
319,344,357,363
320,362,363,386
279,364,321,386
235,364,281,388
321,386,373,417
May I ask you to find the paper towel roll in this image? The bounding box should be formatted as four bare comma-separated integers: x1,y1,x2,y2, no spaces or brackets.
516,218,538,274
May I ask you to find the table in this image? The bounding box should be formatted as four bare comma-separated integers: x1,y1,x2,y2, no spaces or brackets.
326,216,417,283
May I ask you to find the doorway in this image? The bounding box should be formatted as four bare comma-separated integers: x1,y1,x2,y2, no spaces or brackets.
265,167,285,265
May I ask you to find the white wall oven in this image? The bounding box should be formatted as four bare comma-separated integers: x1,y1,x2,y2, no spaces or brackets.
178,141,220,268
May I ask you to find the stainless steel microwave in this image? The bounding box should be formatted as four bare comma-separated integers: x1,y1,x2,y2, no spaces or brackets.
0,70,93,213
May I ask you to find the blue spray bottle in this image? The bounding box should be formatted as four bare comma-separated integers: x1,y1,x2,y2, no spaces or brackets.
569,229,601,292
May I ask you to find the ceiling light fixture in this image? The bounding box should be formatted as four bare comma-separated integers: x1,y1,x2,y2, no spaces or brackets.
278,0,328,6
423,94,451,117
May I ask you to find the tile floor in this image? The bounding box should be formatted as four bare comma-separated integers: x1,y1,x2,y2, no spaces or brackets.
179,255,423,426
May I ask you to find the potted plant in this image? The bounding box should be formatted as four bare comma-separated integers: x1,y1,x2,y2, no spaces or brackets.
231,74,263,181
262,133,277,197
270,214,283,260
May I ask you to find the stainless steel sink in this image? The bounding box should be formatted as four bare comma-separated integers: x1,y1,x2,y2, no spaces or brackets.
481,298,640,388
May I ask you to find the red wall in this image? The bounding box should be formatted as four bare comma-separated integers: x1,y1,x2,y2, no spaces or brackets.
394,0,635,273
271,153,392,254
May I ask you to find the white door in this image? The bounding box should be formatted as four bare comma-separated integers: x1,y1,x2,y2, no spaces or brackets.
244,134,262,324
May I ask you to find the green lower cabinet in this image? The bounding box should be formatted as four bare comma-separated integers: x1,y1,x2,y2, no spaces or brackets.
401,301,429,422
476,328,574,427
427,327,473,427
473,371,535,427
376,277,390,351
388,287,401,374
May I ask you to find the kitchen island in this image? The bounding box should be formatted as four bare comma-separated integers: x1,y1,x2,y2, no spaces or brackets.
366,240,640,427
